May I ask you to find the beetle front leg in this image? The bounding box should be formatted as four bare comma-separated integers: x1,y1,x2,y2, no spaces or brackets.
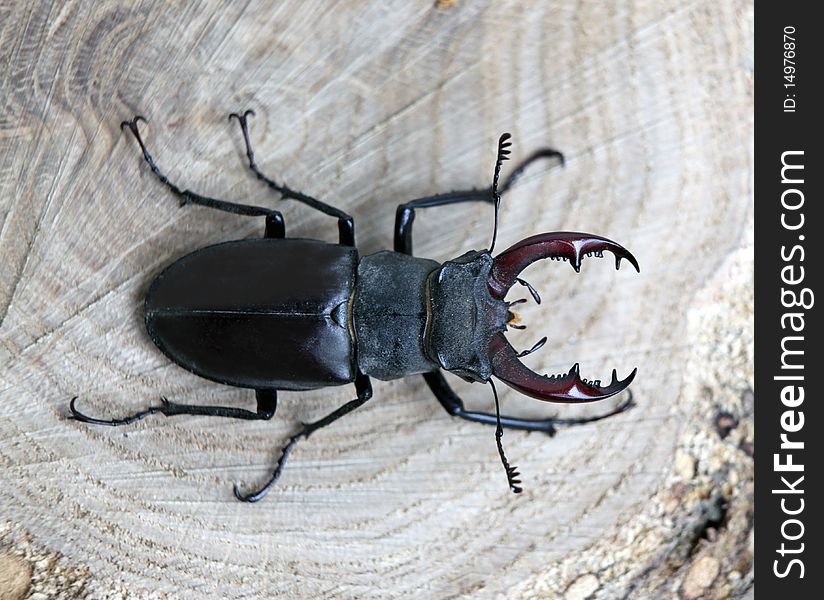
426,371,634,435
394,145,564,254
69,389,278,425
233,373,373,503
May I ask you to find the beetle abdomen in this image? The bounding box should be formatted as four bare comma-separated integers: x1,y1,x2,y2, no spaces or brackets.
145,239,358,391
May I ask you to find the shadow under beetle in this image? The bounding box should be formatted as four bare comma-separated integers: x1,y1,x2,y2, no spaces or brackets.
71,111,639,502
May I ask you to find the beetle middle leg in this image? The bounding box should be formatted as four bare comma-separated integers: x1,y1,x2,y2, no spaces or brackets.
70,389,278,425
228,110,356,246
233,373,373,503
120,117,286,239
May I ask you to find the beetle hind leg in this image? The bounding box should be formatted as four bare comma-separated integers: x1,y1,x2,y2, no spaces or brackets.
233,374,373,502
69,389,278,425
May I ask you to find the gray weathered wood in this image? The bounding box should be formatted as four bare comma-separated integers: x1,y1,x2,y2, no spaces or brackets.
0,1,753,597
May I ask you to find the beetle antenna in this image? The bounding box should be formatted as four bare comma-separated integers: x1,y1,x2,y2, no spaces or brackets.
488,133,512,254
490,379,523,494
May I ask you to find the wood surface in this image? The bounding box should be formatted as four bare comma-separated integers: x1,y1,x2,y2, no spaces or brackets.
0,1,753,598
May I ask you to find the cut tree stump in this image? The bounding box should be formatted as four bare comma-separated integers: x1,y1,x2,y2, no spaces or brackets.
0,1,753,597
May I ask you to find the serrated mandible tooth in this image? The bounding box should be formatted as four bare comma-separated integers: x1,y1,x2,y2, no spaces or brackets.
570,363,580,376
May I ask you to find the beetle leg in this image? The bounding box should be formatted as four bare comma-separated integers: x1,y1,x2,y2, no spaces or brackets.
233,374,373,503
393,143,563,254
69,389,278,425
499,147,564,193
228,110,356,246
425,371,634,436
120,116,286,239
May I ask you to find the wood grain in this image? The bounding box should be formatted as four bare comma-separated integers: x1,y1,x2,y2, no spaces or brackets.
0,1,753,597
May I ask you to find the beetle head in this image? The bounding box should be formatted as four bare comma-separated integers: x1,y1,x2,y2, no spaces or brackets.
426,232,639,404
437,132,641,494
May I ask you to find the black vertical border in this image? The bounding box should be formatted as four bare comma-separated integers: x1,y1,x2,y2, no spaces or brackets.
755,2,822,596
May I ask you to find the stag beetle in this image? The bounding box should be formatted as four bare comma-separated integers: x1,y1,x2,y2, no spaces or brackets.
70,111,639,502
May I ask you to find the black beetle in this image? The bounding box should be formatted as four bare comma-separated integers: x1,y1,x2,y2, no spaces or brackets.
71,111,639,501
